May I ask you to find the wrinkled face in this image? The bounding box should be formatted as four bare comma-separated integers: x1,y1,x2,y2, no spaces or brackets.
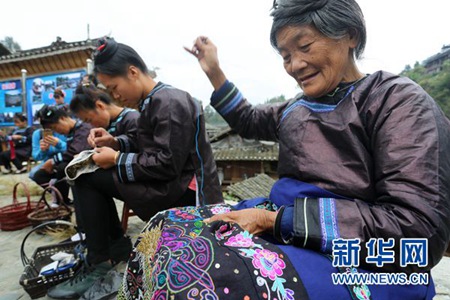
96,70,142,108
277,24,358,98
75,106,110,129
46,117,72,135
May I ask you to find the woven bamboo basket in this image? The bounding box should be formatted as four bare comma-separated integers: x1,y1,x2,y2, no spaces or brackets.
27,186,72,228
0,182,41,231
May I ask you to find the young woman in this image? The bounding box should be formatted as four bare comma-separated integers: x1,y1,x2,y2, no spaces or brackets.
33,105,92,205
29,122,67,180
69,83,140,256
47,38,223,299
0,113,34,174
70,84,139,141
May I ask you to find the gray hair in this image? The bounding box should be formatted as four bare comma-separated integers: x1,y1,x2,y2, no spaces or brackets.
270,0,366,59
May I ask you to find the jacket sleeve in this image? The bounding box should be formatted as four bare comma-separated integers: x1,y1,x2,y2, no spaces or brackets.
283,79,450,273
15,126,33,146
31,129,46,161
53,124,92,164
53,133,67,152
210,80,291,141
115,93,195,183
116,111,140,153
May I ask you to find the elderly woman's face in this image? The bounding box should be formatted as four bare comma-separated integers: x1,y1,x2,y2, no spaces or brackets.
277,24,359,98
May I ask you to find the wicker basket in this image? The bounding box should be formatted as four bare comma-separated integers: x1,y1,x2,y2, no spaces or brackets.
27,186,72,228
0,182,41,231
19,220,85,299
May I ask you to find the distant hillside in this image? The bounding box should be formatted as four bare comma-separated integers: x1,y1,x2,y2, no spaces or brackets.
401,60,450,118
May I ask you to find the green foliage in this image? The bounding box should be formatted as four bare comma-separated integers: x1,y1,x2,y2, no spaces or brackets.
265,95,286,104
401,60,450,117
0,36,21,52
204,105,227,126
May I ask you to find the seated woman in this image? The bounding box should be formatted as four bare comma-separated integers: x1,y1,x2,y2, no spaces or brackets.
29,123,67,181
119,1,450,299
47,39,223,299
0,113,34,174
68,83,140,258
33,105,92,206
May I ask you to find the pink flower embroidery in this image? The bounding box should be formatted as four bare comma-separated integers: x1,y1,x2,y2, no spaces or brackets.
210,205,231,215
252,249,286,280
225,232,254,248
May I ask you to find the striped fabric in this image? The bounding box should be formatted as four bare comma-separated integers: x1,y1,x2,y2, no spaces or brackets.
211,81,244,115
319,198,340,253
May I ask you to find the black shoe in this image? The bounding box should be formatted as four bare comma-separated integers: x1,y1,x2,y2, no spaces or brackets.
47,261,112,299
110,235,132,264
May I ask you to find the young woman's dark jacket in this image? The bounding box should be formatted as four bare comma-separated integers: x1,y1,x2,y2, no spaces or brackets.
52,120,92,165
9,126,34,159
113,83,223,220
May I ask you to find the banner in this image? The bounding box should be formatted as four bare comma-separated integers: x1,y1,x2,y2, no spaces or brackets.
0,80,23,126
26,70,85,123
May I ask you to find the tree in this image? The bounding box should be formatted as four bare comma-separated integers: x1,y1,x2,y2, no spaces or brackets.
0,36,21,52
401,60,450,117
265,95,286,104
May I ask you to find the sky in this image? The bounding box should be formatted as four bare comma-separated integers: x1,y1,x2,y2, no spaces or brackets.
0,0,448,105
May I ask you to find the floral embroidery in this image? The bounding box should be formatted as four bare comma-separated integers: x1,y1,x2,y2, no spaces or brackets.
167,207,202,222
223,230,294,300
224,231,255,248
214,223,234,240
255,201,278,212
210,205,231,215
345,267,371,300
251,249,286,281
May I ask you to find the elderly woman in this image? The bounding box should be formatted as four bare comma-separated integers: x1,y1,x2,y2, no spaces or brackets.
120,0,450,299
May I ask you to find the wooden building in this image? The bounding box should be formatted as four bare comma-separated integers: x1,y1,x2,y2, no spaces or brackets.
0,36,100,80
209,127,279,187
424,44,450,74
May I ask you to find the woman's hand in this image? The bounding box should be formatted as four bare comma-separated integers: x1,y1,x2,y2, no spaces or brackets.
11,134,22,140
40,139,50,151
40,159,54,174
184,36,227,91
204,208,277,236
43,136,59,146
92,147,118,169
88,128,118,149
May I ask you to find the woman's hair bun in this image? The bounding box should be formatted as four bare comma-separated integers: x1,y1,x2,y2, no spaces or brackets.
93,37,119,65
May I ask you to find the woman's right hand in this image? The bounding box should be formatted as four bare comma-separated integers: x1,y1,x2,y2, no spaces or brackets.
88,128,118,149
184,36,227,91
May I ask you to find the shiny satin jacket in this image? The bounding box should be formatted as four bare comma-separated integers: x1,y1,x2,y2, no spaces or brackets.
211,71,450,273
114,83,223,221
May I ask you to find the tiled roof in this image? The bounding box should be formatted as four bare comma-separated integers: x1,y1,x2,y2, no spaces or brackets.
226,173,276,200
213,146,278,161
0,43,11,56
0,37,101,63
211,132,279,161
424,45,450,66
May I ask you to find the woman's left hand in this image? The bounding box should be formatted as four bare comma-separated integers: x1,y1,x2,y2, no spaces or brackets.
92,147,117,169
204,208,277,236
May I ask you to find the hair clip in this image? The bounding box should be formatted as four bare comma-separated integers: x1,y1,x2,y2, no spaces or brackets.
97,44,106,51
